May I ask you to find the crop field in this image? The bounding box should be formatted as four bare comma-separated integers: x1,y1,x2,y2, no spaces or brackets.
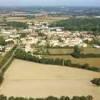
47,47,100,55
43,47,100,67
48,48,73,55
82,48,100,54
0,59,100,100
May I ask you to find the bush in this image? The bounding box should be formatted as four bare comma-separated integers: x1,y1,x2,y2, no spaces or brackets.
91,78,100,86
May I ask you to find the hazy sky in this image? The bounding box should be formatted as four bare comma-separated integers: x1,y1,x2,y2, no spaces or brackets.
0,0,100,7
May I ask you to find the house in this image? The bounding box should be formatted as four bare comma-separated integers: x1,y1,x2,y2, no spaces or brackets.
0,45,5,52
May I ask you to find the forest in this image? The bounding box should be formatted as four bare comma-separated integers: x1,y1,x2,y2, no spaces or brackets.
50,18,100,34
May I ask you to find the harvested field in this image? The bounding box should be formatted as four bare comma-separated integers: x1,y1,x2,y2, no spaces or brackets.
0,59,100,100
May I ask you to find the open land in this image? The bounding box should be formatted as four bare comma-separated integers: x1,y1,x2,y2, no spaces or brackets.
0,59,100,100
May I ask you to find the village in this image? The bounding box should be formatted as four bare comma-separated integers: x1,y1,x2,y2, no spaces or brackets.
0,21,100,55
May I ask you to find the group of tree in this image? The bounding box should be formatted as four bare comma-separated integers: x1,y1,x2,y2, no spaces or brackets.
71,46,81,58
91,78,100,86
72,46,100,58
0,95,93,100
6,21,28,29
0,72,3,85
14,49,100,72
0,36,6,46
50,18,100,34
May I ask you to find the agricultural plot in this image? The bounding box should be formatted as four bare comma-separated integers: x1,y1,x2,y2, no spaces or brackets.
0,59,100,100
43,47,100,67
47,48,100,55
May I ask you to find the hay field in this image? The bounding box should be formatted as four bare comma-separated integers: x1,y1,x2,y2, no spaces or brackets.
0,59,100,100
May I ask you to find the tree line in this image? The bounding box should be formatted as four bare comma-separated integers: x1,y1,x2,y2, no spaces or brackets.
6,21,28,29
0,95,93,100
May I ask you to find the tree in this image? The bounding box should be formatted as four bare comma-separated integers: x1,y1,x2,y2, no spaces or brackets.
46,96,58,100
0,72,4,85
91,78,100,86
0,36,6,46
7,21,28,29
87,95,93,100
72,46,81,58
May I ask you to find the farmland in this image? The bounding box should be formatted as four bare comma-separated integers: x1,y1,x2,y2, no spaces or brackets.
40,47,100,67
0,59,100,100
45,55,100,67
4,16,69,23
47,47,100,55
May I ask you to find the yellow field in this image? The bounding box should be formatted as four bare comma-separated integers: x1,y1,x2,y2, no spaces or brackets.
0,59,100,100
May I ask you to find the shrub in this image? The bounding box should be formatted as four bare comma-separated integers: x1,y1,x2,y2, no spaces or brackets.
91,78,100,86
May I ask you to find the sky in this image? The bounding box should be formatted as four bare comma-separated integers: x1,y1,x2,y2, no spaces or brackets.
0,0,100,7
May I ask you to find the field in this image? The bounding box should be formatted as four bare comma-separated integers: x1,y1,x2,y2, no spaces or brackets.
43,48,100,67
47,48,100,55
6,16,69,23
45,55,100,67
0,59,100,100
